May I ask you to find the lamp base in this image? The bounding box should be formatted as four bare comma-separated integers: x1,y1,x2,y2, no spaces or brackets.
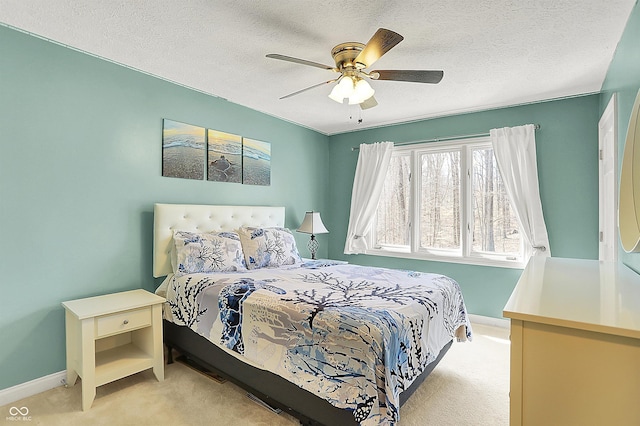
307,234,319,260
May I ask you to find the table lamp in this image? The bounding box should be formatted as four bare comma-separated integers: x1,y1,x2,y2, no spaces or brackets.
297,211,329,260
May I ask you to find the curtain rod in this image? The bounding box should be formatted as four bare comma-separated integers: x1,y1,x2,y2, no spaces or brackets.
351,124,541,151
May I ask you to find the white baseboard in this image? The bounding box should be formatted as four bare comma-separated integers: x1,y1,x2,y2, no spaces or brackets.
468,314,510,329
0,371,66,407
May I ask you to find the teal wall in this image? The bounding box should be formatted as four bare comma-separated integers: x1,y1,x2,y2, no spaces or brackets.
600,0,640,272
326,95,601,318
2,0,638,392
0,26,329,390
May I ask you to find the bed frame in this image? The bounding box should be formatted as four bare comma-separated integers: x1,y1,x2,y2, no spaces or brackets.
153,203,452,425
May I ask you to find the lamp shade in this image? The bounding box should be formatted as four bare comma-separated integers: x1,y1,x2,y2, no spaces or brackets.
348,79,375,105
297,211,329,235
328,77,355,104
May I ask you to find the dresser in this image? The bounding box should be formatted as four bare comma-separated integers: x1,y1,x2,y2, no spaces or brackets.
62,289,165,410
503,257,640,426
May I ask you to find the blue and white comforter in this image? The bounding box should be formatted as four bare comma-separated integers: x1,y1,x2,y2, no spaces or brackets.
162,261,472,425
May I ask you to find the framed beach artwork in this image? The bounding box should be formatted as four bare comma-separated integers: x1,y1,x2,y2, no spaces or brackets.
242,138,271,186
207,130,242,183
162,119,206,180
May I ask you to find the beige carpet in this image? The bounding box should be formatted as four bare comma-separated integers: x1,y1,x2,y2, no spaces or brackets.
1,323,509,425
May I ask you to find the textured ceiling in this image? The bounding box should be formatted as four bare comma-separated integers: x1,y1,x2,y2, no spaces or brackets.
0,1,636,135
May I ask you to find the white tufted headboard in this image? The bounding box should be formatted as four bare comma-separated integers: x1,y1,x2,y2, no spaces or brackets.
153,203,286,277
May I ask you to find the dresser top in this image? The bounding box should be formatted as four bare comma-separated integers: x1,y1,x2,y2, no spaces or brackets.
62,289,165,320
503,257,640,338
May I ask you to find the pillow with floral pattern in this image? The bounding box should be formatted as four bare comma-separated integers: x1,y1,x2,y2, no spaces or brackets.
238,227,302,270
172,230,247,276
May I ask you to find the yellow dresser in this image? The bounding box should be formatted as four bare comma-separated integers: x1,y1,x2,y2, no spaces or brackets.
503,257,640,426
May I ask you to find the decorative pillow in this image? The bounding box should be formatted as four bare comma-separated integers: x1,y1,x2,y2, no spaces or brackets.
238,227,302,269
172,230,247,276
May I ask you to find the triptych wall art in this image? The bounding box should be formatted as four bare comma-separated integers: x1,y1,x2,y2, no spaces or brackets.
161,119,271,186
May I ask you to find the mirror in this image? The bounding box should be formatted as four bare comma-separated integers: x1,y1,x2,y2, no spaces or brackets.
619,89,640,252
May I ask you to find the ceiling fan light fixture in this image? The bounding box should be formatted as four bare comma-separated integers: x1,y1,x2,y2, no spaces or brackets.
328,77,355,103
268,28,443,110
348,78,375,105
329,77,375,105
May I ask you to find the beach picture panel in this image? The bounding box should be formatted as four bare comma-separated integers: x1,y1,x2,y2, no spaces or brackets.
162,119,206,180
242,138,271,186
207,130,242,183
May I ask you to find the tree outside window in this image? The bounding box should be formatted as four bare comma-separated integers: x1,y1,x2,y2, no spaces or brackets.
372,137,525,267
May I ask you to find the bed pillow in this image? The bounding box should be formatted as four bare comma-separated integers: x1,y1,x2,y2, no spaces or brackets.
238,227,302,269
172,230,247,276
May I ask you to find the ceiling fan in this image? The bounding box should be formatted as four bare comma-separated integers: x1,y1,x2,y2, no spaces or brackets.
266,28,444,110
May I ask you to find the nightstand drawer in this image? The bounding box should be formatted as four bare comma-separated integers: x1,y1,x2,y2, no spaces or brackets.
96,307,151,337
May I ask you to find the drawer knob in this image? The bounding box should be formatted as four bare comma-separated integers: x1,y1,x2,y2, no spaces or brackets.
123,319,129,325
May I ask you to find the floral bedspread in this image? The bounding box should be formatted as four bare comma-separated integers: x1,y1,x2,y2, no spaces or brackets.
163,261,472,425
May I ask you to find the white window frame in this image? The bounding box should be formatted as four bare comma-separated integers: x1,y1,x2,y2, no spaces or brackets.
368,137,529,269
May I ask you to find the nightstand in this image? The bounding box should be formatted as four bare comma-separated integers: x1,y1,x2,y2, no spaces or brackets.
62,289,165,410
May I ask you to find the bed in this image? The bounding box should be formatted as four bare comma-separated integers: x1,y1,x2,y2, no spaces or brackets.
153,203,471,425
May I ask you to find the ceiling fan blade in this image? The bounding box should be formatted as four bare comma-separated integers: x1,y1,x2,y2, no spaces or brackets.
371,70,444,84
266,54,336,71
359,96,378,110
354,28,404,68
280,78,339,99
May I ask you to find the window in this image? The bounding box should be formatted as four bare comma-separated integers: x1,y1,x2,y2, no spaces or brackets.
376,153,411,247
373,137,527,268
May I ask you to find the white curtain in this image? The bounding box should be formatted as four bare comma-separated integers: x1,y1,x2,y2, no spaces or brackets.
344,142,394,254
490,124,551,257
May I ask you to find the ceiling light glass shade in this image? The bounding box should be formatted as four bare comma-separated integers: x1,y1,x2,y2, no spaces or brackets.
348,79,375,105
328,77,355,103
297,211,329,235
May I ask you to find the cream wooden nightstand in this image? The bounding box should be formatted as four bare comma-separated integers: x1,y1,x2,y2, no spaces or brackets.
62,289,165,410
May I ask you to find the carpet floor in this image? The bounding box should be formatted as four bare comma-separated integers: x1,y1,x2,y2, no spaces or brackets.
1,323,509,425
